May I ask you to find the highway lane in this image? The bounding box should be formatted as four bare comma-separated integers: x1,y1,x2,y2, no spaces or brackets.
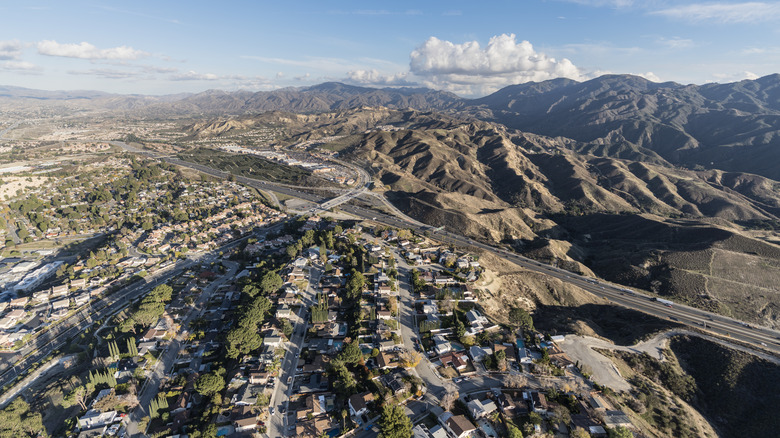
148,155,780,356
0,220,286,396
0,260,193,390
336,205,780,355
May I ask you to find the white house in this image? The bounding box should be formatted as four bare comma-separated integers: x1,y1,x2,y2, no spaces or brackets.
467,399,498,419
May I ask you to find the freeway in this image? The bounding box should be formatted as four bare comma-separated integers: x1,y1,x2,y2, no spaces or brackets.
0,219,286,396
342,205,780,355
139,151,780,356
0,260,192,390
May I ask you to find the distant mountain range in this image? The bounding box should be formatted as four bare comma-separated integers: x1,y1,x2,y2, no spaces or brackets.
6,74,779,179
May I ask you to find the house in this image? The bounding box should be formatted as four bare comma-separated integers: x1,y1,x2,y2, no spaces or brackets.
231,383,262,405
278,291,297,305
531,392,549,415
5,309,25,321
50,283,68,297
263,333,283,348
298,373,330,393
32,289,50,302
276,304,292,319
78,409,117,429
376,309,393,320
141,328,165,342
248,371,269,385
467,398,498,419
234,417,258,433
468,345,491,362
298,394,326,420
439,352,468,371
302,354,328,373
70,278,87,290
77,425,108,438
442,413,477,438
413,424,449,438
498,393,529,417
588,393,610,411
516,339,532,364
433,335,452,355
348,391,374,418
603,410,633,429
295,417,335,438
493,343,516,363
379,372,406,394
73,292,91,307
286,267,306,282
51,298,70,310
376,352,399,370
137,341,157,356
9,297,28,308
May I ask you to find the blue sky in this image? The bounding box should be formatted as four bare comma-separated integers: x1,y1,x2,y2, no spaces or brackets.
2,0,779,96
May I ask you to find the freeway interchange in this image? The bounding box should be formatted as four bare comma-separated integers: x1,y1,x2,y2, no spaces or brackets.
160,154,780,358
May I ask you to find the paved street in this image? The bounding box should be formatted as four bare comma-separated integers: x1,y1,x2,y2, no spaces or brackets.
267,261,322,438
126,261,239,437
392,248,446,398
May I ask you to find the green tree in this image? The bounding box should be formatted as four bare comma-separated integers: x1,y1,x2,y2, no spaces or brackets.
346,270,365,300
378,405,412,438
301,230,316,247
495,349,507,370
242,283,261,298
338,340,363,365
195,372,225,397
225,325,263,359
203,423,217,438
454,316,466,339
570,427,591,438
65,385,92,411
0,398,46,438
508,424,524,438
509,307,534,331
281,319,293,339
259,271,282,295
146,284,173,303
127,338,138,356
608,426,633,438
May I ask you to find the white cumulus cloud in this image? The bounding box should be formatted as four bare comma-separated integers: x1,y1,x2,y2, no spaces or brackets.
409,34,582,95
37,40,147,60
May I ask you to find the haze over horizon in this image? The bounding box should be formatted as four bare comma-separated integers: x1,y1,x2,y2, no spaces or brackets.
2,0,780,97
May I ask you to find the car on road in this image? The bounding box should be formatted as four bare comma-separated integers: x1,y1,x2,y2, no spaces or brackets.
269,407,274,415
